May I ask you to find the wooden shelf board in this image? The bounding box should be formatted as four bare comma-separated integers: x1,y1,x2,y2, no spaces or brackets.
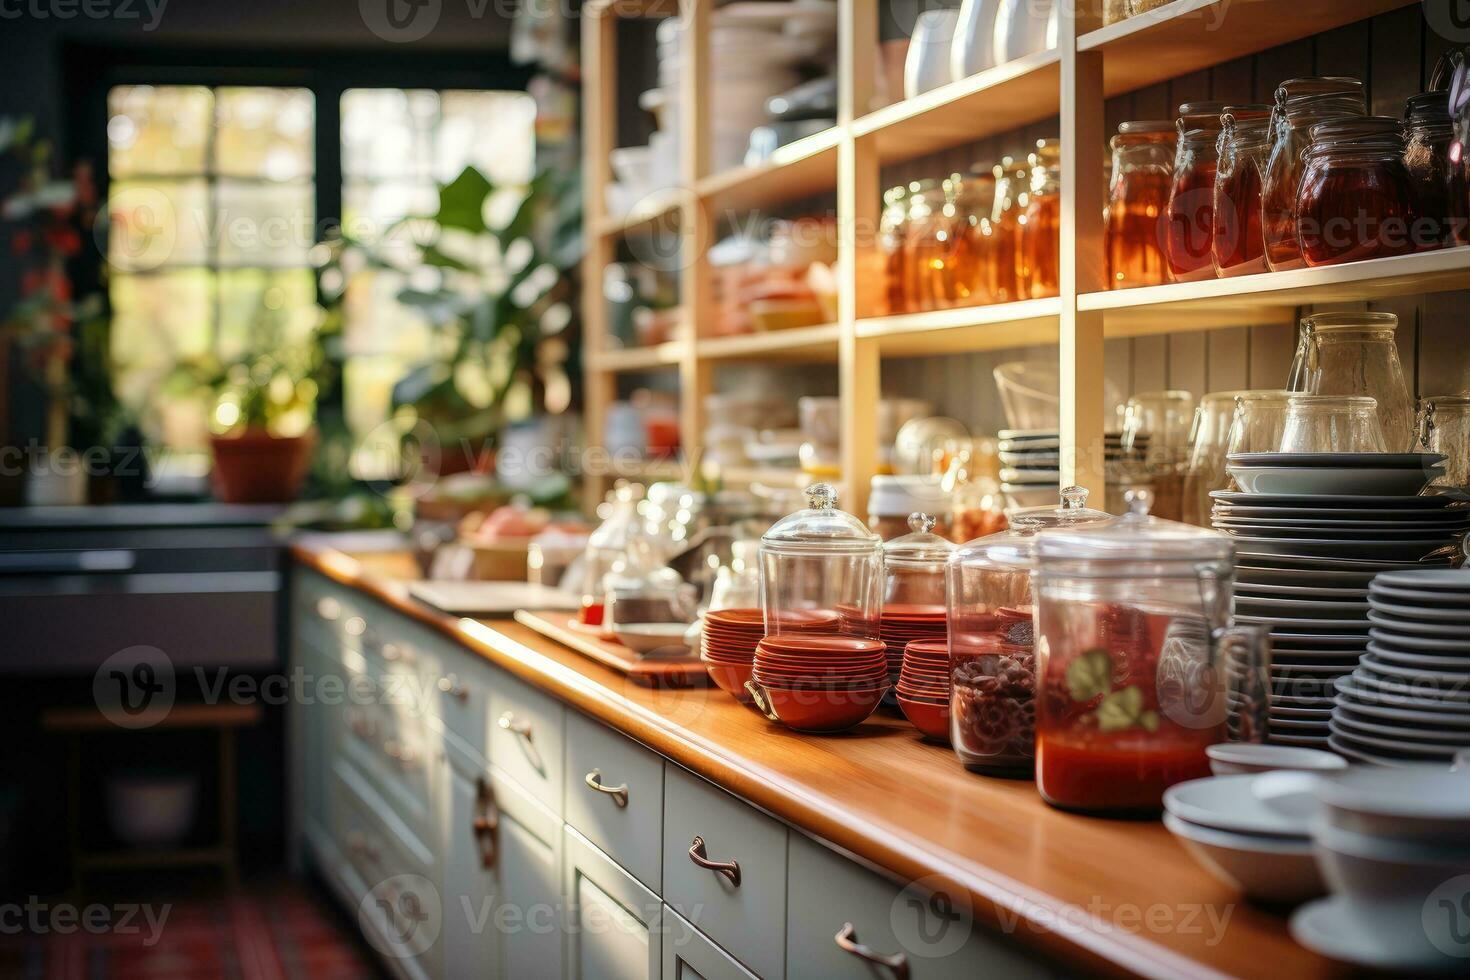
587,340,687,372
852,50,1062,164
608,457,685,481
1082,0,1416,97
592,189,685,239
697,323,842,362
584,0,678,18
697,128,841,214
857,298,1062,355
1084,247,1470,335
713,465,812,488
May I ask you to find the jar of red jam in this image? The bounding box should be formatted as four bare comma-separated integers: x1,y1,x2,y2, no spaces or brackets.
1106,120,1176,289
1261,79,1366,271
946,487,1111,778
1296,116,1415,268
1032,491,1269,815
1403,91,1464,251
1021,138,1062,299
1211,105,1273,277
1165,102,1227,282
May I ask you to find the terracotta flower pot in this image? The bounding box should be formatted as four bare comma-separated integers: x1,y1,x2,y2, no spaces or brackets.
209,429,316,504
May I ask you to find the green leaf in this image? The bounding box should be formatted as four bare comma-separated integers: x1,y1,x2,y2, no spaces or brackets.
433,166,494,234
1139,710,1160,733
1066,649,1113,702
420,244,472,271
1095,686,1145,733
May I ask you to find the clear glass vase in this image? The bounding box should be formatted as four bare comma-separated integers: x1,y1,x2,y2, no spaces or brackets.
1292,312,1415,451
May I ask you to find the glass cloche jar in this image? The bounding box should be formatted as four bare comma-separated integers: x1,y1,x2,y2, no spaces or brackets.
759,484,883,641
945,487,1112,777
1031,490,1269,815
883,513,955,609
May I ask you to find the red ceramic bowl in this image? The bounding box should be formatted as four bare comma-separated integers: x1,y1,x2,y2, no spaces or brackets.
756,648,887,666
704,638,758,655
704,659,754,702
757,635,885,655
883,603,947,618
704,607,765,628
752,681,887,733
897,694,950,741
904,638,949,658
752,667,890,689
900,663,950,680
897,678,950,696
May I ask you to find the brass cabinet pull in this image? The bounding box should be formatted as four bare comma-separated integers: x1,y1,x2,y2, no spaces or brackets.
438,674,469,701
347,708,377,740
315,597,340,621
384,739,418,770
835,923,909,980
472,776,500,870
498,712,533,742
380,642,401,662
584,769,629,807
344,616,366,637
688,836,741,887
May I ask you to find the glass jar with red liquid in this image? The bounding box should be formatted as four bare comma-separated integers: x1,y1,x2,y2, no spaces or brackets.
1403,91,1465,251
878,184,910,316
1211,105,1273,277
1031,491,1269,815
1165,102,1228,283
1021,139,1062,299
1261,79,1366,271
1296,116,1415,268
987,158,1028,304
1105,120,1175,289
946,487,1111,778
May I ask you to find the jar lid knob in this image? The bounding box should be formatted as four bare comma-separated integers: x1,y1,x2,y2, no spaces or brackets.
1125,488,1155,516
908,513,936,534
1059,486,1090,510
805,483,838,511
1012,517,1043,536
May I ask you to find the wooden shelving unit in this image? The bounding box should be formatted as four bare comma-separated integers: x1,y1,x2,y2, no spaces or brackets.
581,0,1470,515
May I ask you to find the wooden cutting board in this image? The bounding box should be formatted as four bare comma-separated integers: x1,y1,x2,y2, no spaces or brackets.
513,610,711,689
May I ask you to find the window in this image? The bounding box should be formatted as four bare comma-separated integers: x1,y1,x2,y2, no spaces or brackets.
106,85,317,455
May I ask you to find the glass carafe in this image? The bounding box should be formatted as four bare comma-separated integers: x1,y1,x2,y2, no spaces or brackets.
1032,491,1269,815
1166,102,1228,282
1293,311,1414,451
1262,81,1366,271
1106,120,1176,289
759,484,883,641
946,487,1112,777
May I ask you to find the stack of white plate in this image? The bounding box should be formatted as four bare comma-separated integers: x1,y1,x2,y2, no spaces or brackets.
1211,488,1470,747
1227,452,1447,497
1328,568,1470,765
997,429,1146,510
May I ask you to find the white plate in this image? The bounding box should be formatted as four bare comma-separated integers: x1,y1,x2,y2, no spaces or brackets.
1216,516,1470,531
1234,601,1368,622
1229,452,1447,469
1271,716,1331,731
1215,522,1464,540
1368,610,1470,639
1213,490,1461,509
1270,705,1335,719
1369,598,1470,624
1214,502,1470,520
1235,581,1370,599
1330,712,1470,745
1267,631,1370,648
1325,735,1411,766
1163,773,1314,837
1335,701,1470,731
1367,642,1470,671
1369,628,1470,653
1327,722,1459,757
1234,536,1462,561
1370,584,1470,608
1359,654,1470,688
1335,677,1470,717
1163,812,1324,904
1376,568,1470,591
1236,550,1455,569
1292,895,1467,970
1228,465,1442,496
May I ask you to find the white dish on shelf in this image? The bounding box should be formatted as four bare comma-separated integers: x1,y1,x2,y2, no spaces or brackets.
1163,773,1315,838
1233,596,1368,618
1375,568,1470,591
1206,744,1345,776
1367,610,1470,640
1292,895,1463,971
1328,723,1459,759
1236,582,1369,599
1163,812,1325,904
1229,464,1443,496
1211,490,1457,509
1369,598,1470,624
1228,452,1448,469
1369,628,1470,653
1233,536,1460,560
1366,642,1470,671
1335,678,1470,718
1331,712,1470,746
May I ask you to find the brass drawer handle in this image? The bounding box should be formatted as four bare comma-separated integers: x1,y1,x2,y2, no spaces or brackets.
835,923,909,980
584,769,628,807
380,642,401,662
498,712,533,742
344,616,366,637
688,836,741,887
384,739,418,770
315,597,340,621
348,710,378,741
473,776,500,870
438,674,469,701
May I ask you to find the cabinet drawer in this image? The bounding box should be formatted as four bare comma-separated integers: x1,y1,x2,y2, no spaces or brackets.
565,827,663,980
663,907,758,980
488,670,565,815
786,833,1056,980
423,642,491,763
662,764,786,979
565,711,664,892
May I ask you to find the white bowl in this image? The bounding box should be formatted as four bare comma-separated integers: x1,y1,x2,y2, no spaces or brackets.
1164,773,1317,838
1229,465,1441,496
1164,812,1325,904
1317,763,1470,844
612,621,692,655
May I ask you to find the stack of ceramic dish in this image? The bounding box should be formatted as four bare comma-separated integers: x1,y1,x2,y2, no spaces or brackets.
700,608,835,703
997,429,1147,510
1227,452,1448,497
879,603,946,686
895,639,950,741
1211,481,1469,746
746,635,889,733
1292,766,1470,971
1162,771,1326,904
1328,568,1470,765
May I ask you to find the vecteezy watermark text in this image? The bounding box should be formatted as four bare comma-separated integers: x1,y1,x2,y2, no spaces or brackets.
0,0,167,30
0,899,171,947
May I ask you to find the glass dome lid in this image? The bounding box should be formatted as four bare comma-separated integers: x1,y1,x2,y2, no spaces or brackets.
1036,489,1235,566
1007,485,1113,528
883,513,955,568
761,483,881,555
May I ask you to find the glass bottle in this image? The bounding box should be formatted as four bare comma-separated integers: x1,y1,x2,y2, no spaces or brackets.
1211,105,1273,277
1294,311,1415,452
950,171,997,308
903,179,949,313
580,483,646,626
1403,91,1464,252
879,184,911,316
1296,116,1414,268
1261,79,1366,271
1106,120,1175,289
1165,101,1228,283
987,158,1026,304
1019,138,1062,299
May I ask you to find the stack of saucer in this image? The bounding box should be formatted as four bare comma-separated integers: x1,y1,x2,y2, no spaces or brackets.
1211,489,1469,746
1328,568,1470,765
700,607,836,703
998,429,1146,509
879,603,946,685
895,638,949,741
747,635,890,733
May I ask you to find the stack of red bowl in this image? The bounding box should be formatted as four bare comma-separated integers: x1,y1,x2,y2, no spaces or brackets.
896,638,951,741
748,635,890,733
702,608,840,702
879,603,947,684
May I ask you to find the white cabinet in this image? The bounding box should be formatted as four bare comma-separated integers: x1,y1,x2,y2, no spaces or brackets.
565,827,662,980
662,908,758,980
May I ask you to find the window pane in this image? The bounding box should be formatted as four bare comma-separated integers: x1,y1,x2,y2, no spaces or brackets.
438,90,537,185
107,178,210,269
107,85,212,177
214,87,315,181
215,180,315,266
342,180,437,248
110,269,215,444
344,355,410,479
341,89,438,181
343,266,431,359
218,268,319,361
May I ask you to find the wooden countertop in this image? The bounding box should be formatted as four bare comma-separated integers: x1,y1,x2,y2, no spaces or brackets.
291,535,1346,980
